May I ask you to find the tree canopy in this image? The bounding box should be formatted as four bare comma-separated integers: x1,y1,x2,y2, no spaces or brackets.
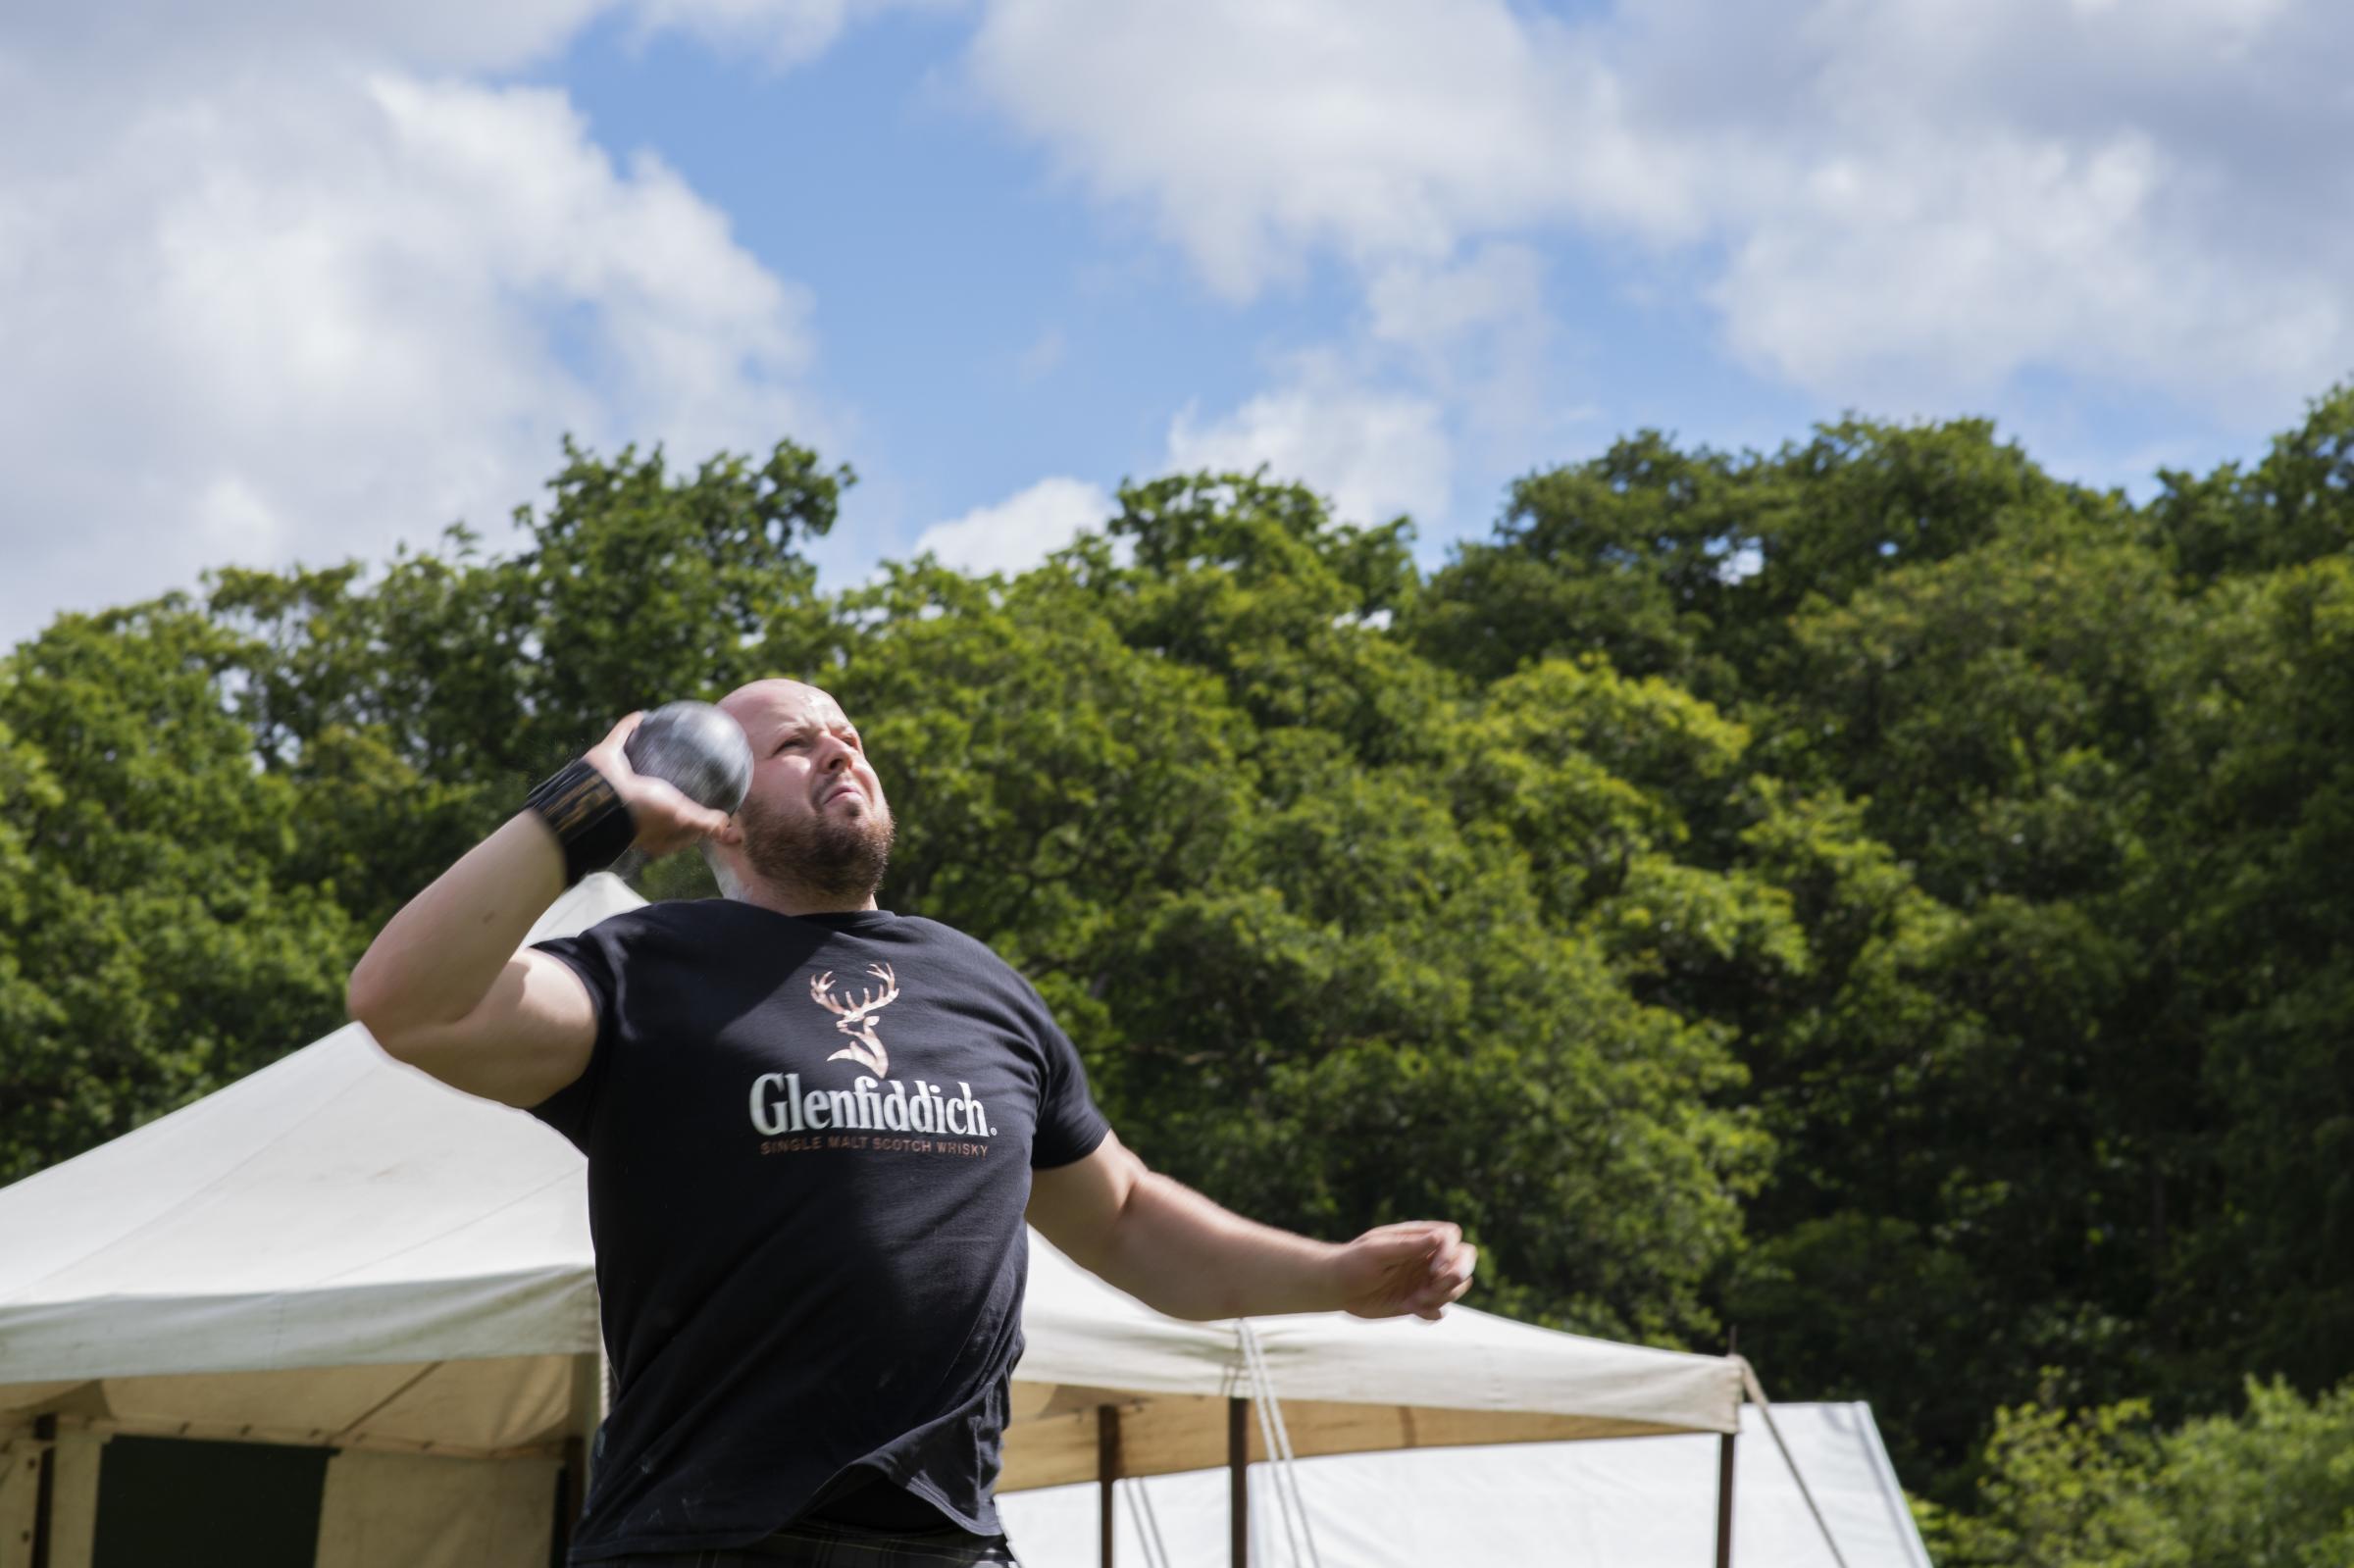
7,387,2354,1530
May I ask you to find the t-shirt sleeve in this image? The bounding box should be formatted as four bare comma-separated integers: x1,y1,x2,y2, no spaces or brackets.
1028,994,1111,1171
525,924,623,1151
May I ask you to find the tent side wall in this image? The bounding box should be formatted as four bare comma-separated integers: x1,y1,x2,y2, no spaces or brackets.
0,1355,585,1461
0,1351,604,1568
314,1448,561,1568
0,1424,102,1568
995,1403,1936,1568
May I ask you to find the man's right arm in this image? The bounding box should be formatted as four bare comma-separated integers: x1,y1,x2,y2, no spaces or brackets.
346,812,596,1108
345,713,730,1109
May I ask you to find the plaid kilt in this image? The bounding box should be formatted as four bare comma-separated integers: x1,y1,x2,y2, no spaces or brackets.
606,1518,1022,1567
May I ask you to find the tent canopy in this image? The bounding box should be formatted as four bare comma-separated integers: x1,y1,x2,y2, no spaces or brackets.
999,1404,1933,1568
0,875,1743,1486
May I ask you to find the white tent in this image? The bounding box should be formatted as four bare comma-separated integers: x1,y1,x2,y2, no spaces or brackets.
0,875,1833,1567
998,1403,1932,1567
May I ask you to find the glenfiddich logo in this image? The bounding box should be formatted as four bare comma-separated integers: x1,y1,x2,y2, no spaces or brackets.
810,963,897,1077
745,961,1001,1146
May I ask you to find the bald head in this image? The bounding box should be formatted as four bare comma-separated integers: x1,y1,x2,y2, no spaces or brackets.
721,678,843,733
700,678,893,914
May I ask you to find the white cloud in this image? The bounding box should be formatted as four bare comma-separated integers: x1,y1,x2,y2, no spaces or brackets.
1164,359,1451,527
1366,244,1547,360
22,0,917,75
7,1,610,76
628,0,958,69
1712,126,2346,411
960,0,2354,423
18,0,2353,653
1362,243,1560,468
1684,0,2354,410
910,477,1113,576
964,0,1702,300
0,64,820,648
0,0,966,647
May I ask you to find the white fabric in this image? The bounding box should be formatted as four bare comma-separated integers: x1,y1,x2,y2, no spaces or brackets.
1014,1230,1738,1442
0,876,637,1389
998,1403,1934,1568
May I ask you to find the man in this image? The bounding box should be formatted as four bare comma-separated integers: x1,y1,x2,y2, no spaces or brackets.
346,679,1477,1567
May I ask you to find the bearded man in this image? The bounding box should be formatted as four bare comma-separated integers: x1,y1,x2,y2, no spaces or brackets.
345,679,1477,1567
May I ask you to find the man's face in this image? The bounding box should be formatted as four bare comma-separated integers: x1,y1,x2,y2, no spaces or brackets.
716,681,894,902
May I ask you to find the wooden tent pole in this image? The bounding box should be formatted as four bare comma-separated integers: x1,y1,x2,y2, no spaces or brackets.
1097,1404,1121,1568
1716,1328,1742,1567
1714,1431,1736,1568
29,1414,55,1568
1228,1395,1249,1568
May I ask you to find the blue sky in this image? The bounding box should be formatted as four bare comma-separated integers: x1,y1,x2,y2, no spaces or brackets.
521,6,1825,574
5,0,2350,647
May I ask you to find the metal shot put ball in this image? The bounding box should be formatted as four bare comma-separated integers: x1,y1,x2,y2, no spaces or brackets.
623,701,754,815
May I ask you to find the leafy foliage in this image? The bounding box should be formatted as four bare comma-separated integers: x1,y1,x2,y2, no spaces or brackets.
1919,1378,2354,1568
10,389,2354,1534
0,603,360,1182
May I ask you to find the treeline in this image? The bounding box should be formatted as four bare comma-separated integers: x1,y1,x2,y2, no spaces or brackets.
1918,1378,2354,1566
4,392,2353,1541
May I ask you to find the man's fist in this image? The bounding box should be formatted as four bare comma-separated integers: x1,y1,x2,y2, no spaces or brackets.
1332,1221,1478,1322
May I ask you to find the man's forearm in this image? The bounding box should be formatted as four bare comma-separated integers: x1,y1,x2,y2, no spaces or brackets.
1098,1171,1345,1321
345,813,566,1035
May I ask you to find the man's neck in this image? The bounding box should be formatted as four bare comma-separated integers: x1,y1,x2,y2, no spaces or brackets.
729,880,881,919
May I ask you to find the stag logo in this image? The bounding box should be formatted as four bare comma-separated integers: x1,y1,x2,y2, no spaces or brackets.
809,963,898,1078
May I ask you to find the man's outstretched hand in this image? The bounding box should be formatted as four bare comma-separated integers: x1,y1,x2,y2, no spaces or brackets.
1333,1221,1478,1322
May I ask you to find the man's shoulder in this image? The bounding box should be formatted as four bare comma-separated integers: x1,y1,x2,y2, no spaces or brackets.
885,915,1042,988
543,896,734,950
550,901,1020,978
891,913,1005,961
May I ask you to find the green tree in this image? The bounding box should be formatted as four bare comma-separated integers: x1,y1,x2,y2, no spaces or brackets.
1921,1378,2354,1568
824,483,1778,1343
203,437,847,930
2137,556,2354,1392
0,602,359,1181
2146,382,2354,585
14,391,2354,1531
1917,1392,2182,1568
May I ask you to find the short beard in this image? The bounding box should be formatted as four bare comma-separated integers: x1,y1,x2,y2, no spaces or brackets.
727,791,895,906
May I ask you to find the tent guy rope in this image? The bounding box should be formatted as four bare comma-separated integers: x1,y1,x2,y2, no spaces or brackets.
1738,1358,1853,1568
1239,1319,1326,1568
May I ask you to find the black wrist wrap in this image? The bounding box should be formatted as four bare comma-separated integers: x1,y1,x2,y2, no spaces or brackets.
526,758,637,885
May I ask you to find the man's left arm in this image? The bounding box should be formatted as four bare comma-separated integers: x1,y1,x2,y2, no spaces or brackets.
1026,1131,1478,1322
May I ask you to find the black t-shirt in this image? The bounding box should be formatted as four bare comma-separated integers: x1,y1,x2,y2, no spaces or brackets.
527,900,1110,1562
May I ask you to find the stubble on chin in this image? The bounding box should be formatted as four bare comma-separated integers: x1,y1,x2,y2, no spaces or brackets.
739,793,895,902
